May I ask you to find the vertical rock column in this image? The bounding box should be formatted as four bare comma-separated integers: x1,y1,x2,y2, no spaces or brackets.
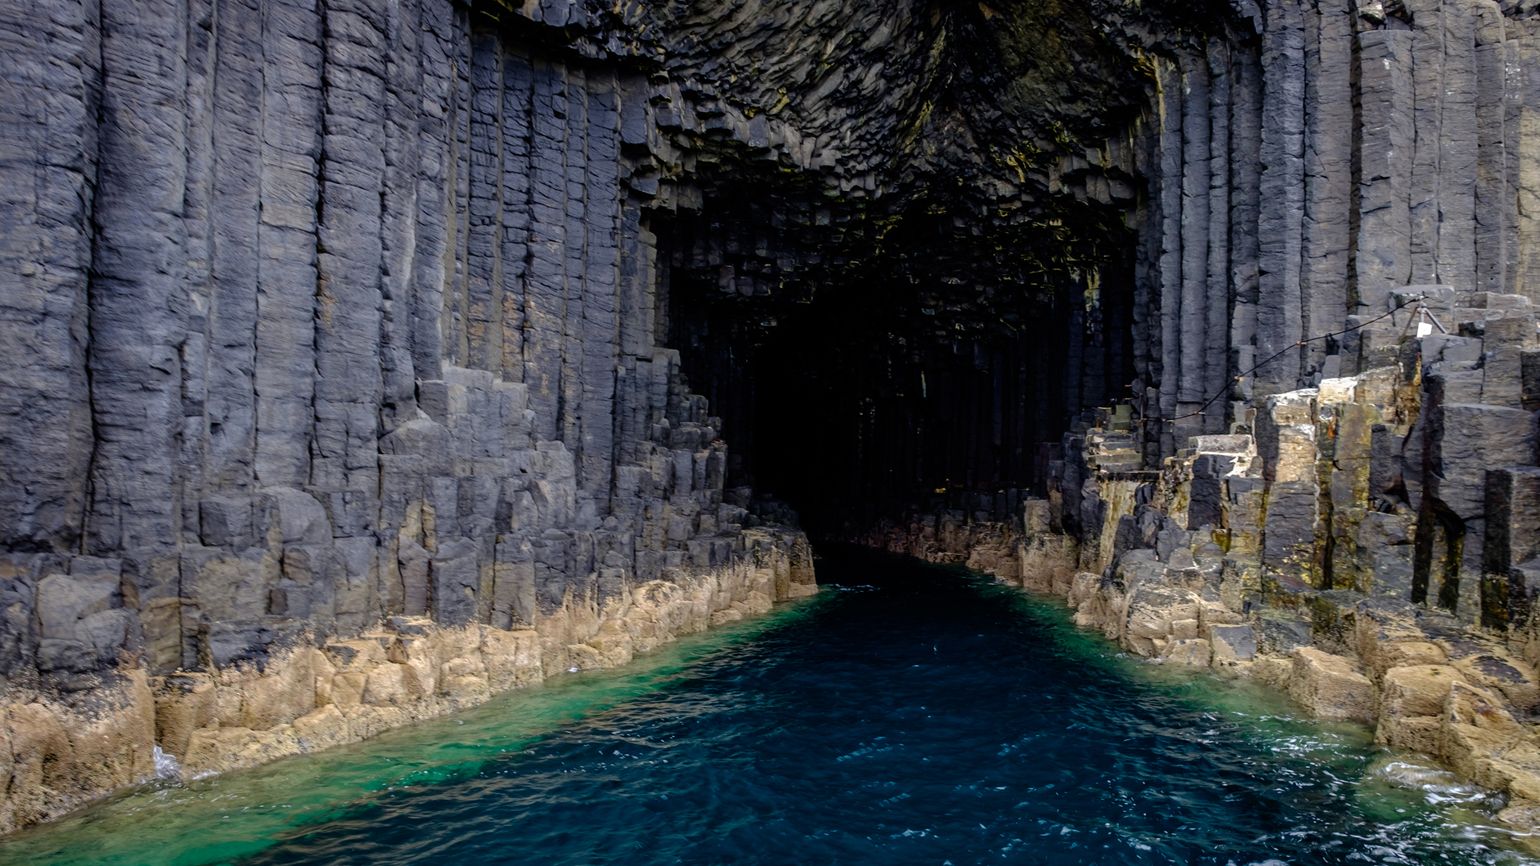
252,0,323,488
1406,0,1445,285
0,0,99,551
558,69,589,470
525,60,568,444
1255,0,1306,397
1511,31,1540,300
85,0,190,553
499,51,533,383
1353,26,1414,314
1300,0,1351,380
1154,57,1183,456
1203,39,1232,434
1177,50,1212,443
467,31,510,377
1228,43,1262,410
202,0,263,493
314,0,387,496
1436,1,1479,291
579,72,622,502
1475,3,1508,295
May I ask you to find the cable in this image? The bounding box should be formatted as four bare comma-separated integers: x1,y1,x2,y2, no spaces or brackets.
1137,293,1426,428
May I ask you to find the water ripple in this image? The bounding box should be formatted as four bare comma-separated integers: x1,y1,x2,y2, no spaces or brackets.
3,550,1537,866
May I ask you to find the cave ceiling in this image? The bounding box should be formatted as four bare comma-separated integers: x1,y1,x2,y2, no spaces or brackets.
512,0,1243,343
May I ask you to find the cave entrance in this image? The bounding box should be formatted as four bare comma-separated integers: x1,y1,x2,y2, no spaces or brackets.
647,172,1137,539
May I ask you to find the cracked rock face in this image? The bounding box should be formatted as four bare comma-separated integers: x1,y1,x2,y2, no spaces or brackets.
1,0,1208,831
0,0,1207,704
7,0,1540,838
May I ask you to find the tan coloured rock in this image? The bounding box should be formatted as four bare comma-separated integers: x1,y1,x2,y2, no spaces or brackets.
440,655,487,682
153,672,218,757
1446,649,1540,715
324,638,390,672
1198,602,1245,627
389,637,440,698
1288,648,1375,722
1381,665,1463,717
342,705,413,741
1163,639,1212,667
1497,798,1540,831
1251,655,1293,690
6,702,74,828
586,620,636,667
1435,680,1540,802
481,628,542,691
1375,665,1464,754
329,671,369,709
292,705,351,753
1378,716,1444,755
564,644,608,672
1123,586,1202,657
441,676,491,704
0,673,155,833
1067,572,1100,609
1368,641,1448,680
0,721,13,832
1019,536,1077,594
362,664,414,706
708,608,743,626
238,651,317,730
312,650,337,707
184,725,301,775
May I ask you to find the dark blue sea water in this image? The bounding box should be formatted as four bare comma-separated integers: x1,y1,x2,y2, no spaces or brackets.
3,549,1533,865
242,550,1527,866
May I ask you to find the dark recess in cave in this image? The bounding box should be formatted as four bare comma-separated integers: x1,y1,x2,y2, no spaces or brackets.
653,173,1137,538
618,0,1239,538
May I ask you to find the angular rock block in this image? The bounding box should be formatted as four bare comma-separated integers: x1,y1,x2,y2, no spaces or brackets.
1287,648,1374,723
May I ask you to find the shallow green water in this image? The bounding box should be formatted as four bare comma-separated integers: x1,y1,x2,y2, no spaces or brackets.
0,604,808,866
2,550,1535,865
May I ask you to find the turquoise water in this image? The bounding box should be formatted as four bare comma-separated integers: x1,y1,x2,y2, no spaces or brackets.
2,549,1535,865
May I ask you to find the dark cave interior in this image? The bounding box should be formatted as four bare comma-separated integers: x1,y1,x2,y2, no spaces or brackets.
615,0,1235,537
650,166,1138,537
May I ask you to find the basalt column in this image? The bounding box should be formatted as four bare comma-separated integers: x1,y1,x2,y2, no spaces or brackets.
0,0,823,832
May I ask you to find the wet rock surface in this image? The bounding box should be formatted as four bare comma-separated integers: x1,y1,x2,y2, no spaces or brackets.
850,1,1540,823
863,314,1540,825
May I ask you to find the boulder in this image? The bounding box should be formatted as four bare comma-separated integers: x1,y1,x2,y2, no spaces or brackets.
1288,648,1374,722
1162,638,1212,667
1208,624,1257,663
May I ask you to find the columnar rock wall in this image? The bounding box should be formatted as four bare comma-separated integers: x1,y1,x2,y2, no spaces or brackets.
1070,2,1540,461
0,0,831,832
862,333,1540,823
11,0,1540,839
860,0,1540,826
1071,0,1540,633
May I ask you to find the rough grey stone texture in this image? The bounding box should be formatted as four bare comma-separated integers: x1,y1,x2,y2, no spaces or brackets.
3,0,909,698
0,0,99,554
1254,0,1307,397
6,0,1540,783
1128,0,1540,465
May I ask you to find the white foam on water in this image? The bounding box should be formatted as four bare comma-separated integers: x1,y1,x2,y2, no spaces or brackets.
1374,760,1490,807
152,744,183,781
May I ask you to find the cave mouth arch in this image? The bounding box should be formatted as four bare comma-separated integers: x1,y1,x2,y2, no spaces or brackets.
647,165,1139,539
592,0,1236,541
476,0,1241,542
